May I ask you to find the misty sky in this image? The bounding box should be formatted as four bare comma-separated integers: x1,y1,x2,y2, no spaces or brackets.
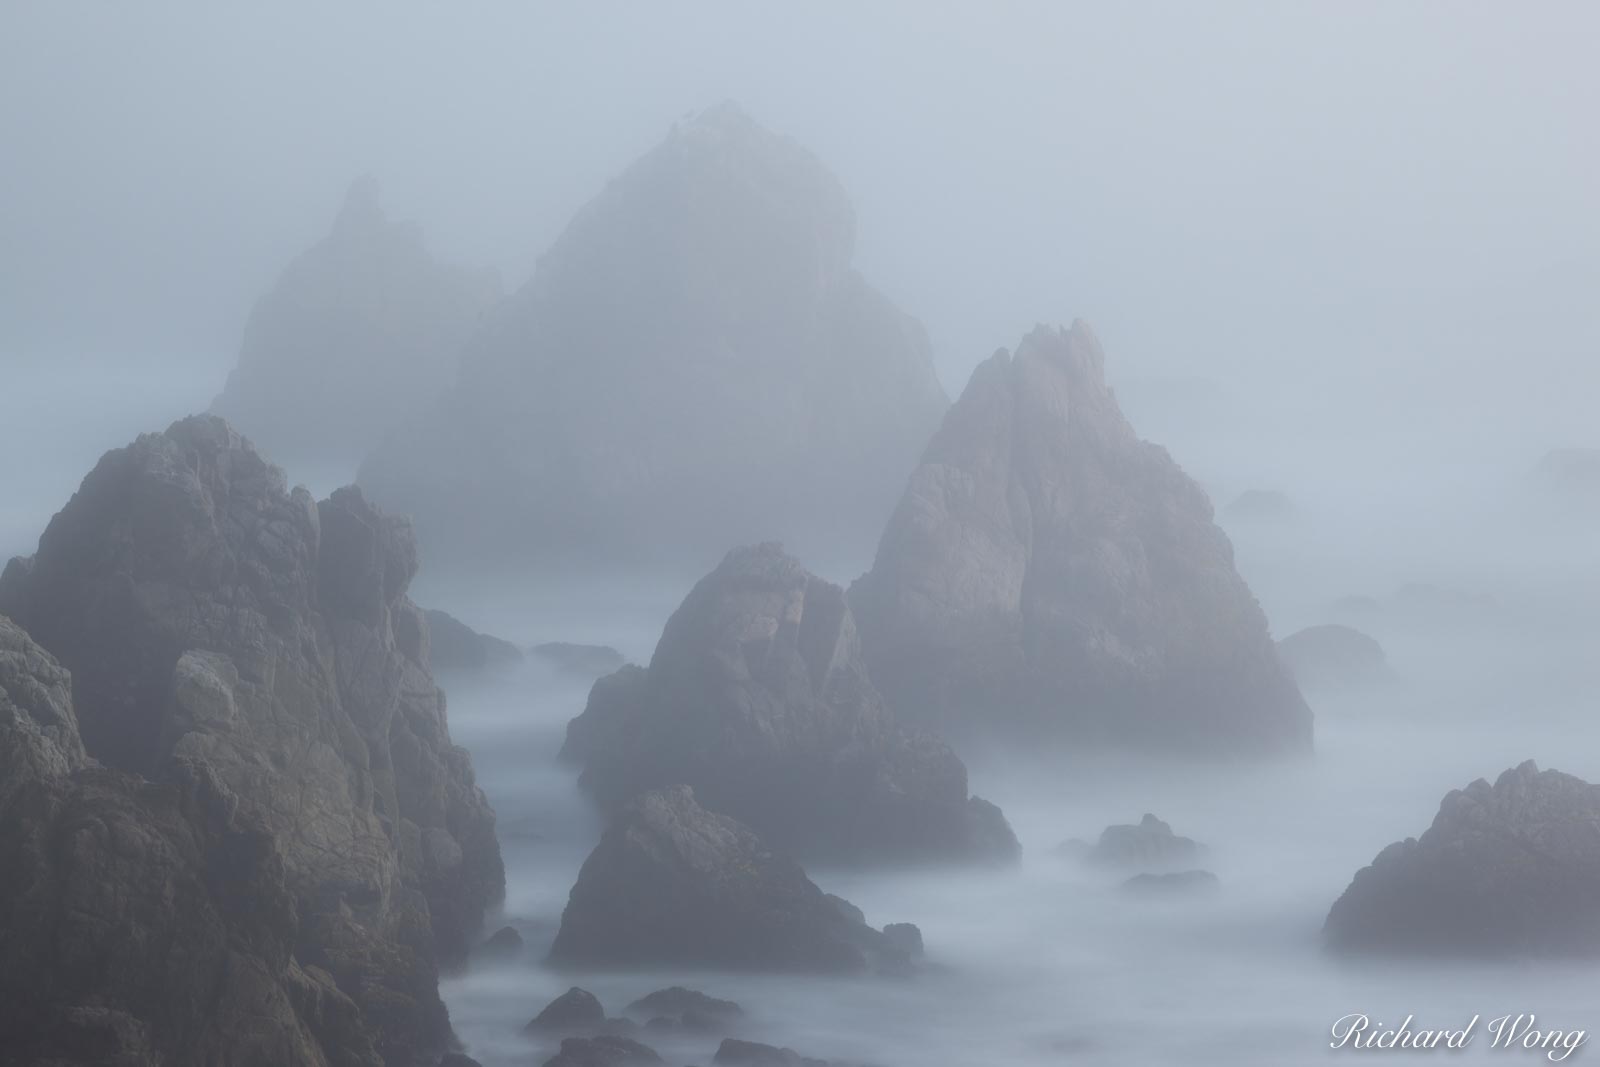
3,3,1597,466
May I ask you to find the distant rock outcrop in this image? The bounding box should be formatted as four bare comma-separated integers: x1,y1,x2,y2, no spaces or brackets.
1119,870,1219,895
0,416,504,1065
212,176,499,472
559,543,1018,866
530,642,627,679
1325,762,1600,956
548,786,911,972
359,103,948,570
1277,623,1393,690
1087,814,1206,872
850,323,1312,754
425,608,523,671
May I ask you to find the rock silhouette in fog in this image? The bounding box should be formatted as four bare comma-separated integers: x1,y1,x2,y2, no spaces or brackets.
850,322,1312,754
0,416,504,1065
526,988,608,1035
425,608,523,671
1120,870,1220,895
713,1038,854,1067
560,543,1019,865
212,176,499,471
625,987,744,1032
1325,761,1600,956
1088,813,1206,872
1277,623,1394,690
542,1035,663,1067
359,103,948,569
548,786,912,972
0,614,386,1064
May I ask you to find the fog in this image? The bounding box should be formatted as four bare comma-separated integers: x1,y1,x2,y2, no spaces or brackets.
3,4,1598,1066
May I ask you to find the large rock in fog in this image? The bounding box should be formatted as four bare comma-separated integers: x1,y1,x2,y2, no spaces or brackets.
559,543,1018,865
850,323,1312,754
548,786,906,972
1325,761,1600,956
1277,623,1393,690
359,103,948,569
1,614,382,1065
212,176,499,471
0,416,504,1065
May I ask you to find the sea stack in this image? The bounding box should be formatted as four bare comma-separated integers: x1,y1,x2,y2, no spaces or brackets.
359,103,948,571
850,322,1312,755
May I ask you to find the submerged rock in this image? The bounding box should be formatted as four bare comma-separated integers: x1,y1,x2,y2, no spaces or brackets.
542,1035,663,1067
359,103,948,571
560,543,1018,866
212,175,499,470
1088,814,1205,872
1277,623,1394,690
548,786,909,972
850,323,1311,755
1119,870,1220,895
0,416,504,1064
1326,761,1600,956
530,642,627,679
425,608,524,670
624,987,743,1025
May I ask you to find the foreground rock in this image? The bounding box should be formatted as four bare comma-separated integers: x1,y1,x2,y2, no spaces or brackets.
851,323,1312,755
1,614,385,1064
549,786,911,972
561,543,1018,865
212,176,499,470
425,608,523,671
0,416,504,1064
1277,624,1393,690
1326,762,1600,956
359,103,948,570
1088,814,1205,872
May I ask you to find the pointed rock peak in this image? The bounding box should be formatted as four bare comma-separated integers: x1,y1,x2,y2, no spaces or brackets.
334,173,385,234
1016,318,1107,387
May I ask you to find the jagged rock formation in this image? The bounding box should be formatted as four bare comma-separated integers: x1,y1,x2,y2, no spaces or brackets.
0,416,504,1065
1277,623,1394,690
850,322,1312,754
212,176,499,471
358,103,948,570
424,609,523,671
559,543,1018,865
1087,814,1205,872
0,614,383,1065
548,786,911,972
1325,761,1600,956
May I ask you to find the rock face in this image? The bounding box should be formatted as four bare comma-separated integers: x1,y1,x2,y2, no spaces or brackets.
212,176,499,472
0,416,504,1065
359,103,948,570
850,323,1312,754
548,786,908,972
1,614,383,1066
1277,624,1393,690
424,609,523,671
560,543,1018,865
1326,761,1600,956
1088,814,1205,872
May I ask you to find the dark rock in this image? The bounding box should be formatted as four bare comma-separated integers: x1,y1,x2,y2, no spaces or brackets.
624,987,743,1025
0,614,384,1065
1119,870,1220,895
530,642,628,679
824,894,867,926
359,103,949,571
526,987,607,1034
425,608,523,670
1326,761,1600,956
0,416,505,1065
850,323,1312,755
1277,623,1394,690
1088,814,1205,872
212,176,500,470
713,1038,831,1067
542,1035,663,1067
560,543,1019,866
440,1055,485,1067
479,924,525,958
1224,489,1295,520
881,923,924,958
548,786,904,972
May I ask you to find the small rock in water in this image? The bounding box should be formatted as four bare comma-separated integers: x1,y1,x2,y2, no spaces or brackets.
542,1035,662,1067
1088,814,1205,872
881,923,924,958
526,988,607,1034
624,987,743,1028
